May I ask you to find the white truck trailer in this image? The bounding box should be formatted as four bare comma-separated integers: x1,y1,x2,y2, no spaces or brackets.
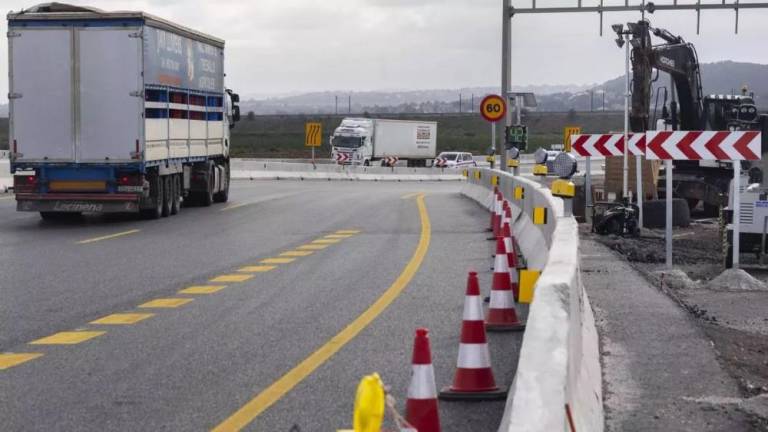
7,3,240,219
330,118,437,167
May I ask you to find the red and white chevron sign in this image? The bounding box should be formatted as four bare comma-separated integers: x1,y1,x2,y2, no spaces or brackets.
571,133,646,157
335,153,350,163
646,131,762,160
383,156,399,166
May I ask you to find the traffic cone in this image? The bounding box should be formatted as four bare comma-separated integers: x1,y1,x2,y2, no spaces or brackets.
501,222,520,302
405,328,441,432
487,188,499,232
486,237,526,332
504,206,524,269
439,271,507,400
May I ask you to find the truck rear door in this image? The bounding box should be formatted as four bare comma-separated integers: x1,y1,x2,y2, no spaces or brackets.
10,29,75,162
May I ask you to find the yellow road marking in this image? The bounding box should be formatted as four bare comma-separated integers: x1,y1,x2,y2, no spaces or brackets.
139,298,193,308
77,229,140,244
311,239,340,245
221,202,250,212
335,230,360,234
90,313,154,325
401,192,422,199
211,274,254,283
260,257,295,265
30,331,105,345
179,285,227,295
0,353,43,370
238,265,276,273
297,244,329,251
279,250,313,257
323,234,354,239
211,194,430,432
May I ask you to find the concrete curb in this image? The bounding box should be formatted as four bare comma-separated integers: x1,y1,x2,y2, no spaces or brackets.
461,168,604,432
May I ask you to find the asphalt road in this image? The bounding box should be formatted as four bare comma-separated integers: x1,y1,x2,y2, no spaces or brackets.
0,181,524,431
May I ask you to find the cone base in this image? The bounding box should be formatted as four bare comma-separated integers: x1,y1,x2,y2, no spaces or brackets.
438,385,508,401
486,322,526,332
486,236,497,241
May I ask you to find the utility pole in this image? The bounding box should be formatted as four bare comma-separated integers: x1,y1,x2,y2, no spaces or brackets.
500,0,511,172
335,96,338,115
459,93,462,113
348,95,351,114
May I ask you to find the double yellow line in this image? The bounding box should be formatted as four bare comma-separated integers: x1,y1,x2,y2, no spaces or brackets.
211,194,431,432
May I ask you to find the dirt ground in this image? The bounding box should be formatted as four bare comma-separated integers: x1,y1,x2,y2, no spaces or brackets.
583,220,768,428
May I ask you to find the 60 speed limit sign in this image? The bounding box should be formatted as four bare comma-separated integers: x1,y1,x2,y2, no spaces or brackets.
480,94,507,123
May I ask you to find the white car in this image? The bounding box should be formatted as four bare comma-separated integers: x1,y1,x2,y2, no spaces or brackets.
434,152,477,168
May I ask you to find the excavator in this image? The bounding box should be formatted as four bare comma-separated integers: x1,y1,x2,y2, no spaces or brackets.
627,20,768,215
626,20,768,266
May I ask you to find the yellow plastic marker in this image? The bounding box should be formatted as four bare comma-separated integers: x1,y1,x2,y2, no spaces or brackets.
533,207,548,225
312,239,341,245
280,251,313,257
297,244,330,251
179,286,227,295
353,373,386,432
30,331,105,345
519,270,541,304
211,274,254,283
90,313,154,325
260,258,296,265
0,353,43,370
514,186,525,200
532,164,548,176
238,265,276,273
491,175,499,186
139,298,193,308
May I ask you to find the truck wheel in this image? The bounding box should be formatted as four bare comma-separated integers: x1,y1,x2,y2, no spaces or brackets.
200,163,214,207
141,175,163,219
161,176,172,217
170,175,181,215
213,163,229,203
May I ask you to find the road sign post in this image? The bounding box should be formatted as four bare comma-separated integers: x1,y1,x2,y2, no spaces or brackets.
305,122,322,164
480,94,507,171
647,130,762,269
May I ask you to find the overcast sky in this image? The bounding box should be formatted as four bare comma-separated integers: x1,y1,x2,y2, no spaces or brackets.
1,0,767,99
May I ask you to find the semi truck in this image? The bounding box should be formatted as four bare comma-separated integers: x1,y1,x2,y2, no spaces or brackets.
7,3,240,219
330,118,437,167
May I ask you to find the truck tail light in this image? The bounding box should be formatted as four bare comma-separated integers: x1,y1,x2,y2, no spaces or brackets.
117,173,142,186
14,174,37,193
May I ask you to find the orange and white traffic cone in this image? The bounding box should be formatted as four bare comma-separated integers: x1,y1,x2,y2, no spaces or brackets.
488,192,503,240
501,221,521,301
405,328,441,432
486,237,526,332
487,187,499,232
439,271,507,400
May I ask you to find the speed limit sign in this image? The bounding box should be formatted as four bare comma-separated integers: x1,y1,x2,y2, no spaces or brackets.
480,94,507,123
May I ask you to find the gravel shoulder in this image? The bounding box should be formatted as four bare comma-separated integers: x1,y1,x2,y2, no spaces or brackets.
584,222,768,430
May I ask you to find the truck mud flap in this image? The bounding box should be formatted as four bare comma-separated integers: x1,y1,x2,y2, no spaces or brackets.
17,200,139,213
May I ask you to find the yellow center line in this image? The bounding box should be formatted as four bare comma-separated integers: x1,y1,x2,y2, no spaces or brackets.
221,202,250,212
77,229,140,245
211,194,430,432
401,192,421,199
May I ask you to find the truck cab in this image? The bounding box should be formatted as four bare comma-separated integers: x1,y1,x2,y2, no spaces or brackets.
330,118,374,166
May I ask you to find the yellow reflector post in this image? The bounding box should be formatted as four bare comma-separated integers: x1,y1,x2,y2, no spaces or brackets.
491,175,499,186
474,171,482,180
533,207,547,225
514,186,525,200
519,270,541,304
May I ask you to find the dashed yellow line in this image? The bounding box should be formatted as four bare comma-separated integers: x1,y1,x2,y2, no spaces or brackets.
280,251,313,257
297,244,330,251
90,313,154,325
211,274,254,283
335,230,360,234
211,195,430,431
260,257,295,265
323,234,354,239
0,353,43,370
238,266,276,273
180,285,227,294
312,239,340,245
77,229,140,244
29,331,105,345
139,298,193,309
221,202,250,212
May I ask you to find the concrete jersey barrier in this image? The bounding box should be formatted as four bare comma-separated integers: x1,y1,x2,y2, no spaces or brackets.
461,168,603,432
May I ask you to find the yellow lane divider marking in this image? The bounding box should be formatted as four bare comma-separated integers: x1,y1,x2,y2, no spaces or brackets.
0,353,44,370
400,192,423,199
279,251,313,257
211,194,430,432
221,202,250,212
211,274,254,283
29,331,105,345
139,298,194,309
238,265,276,273
335,230,360,234
76,229,140,245
323,234,354,239
311,239,340,245
90,313,154,325
260,257,295,265
179,286,227,295
297,244,330,251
